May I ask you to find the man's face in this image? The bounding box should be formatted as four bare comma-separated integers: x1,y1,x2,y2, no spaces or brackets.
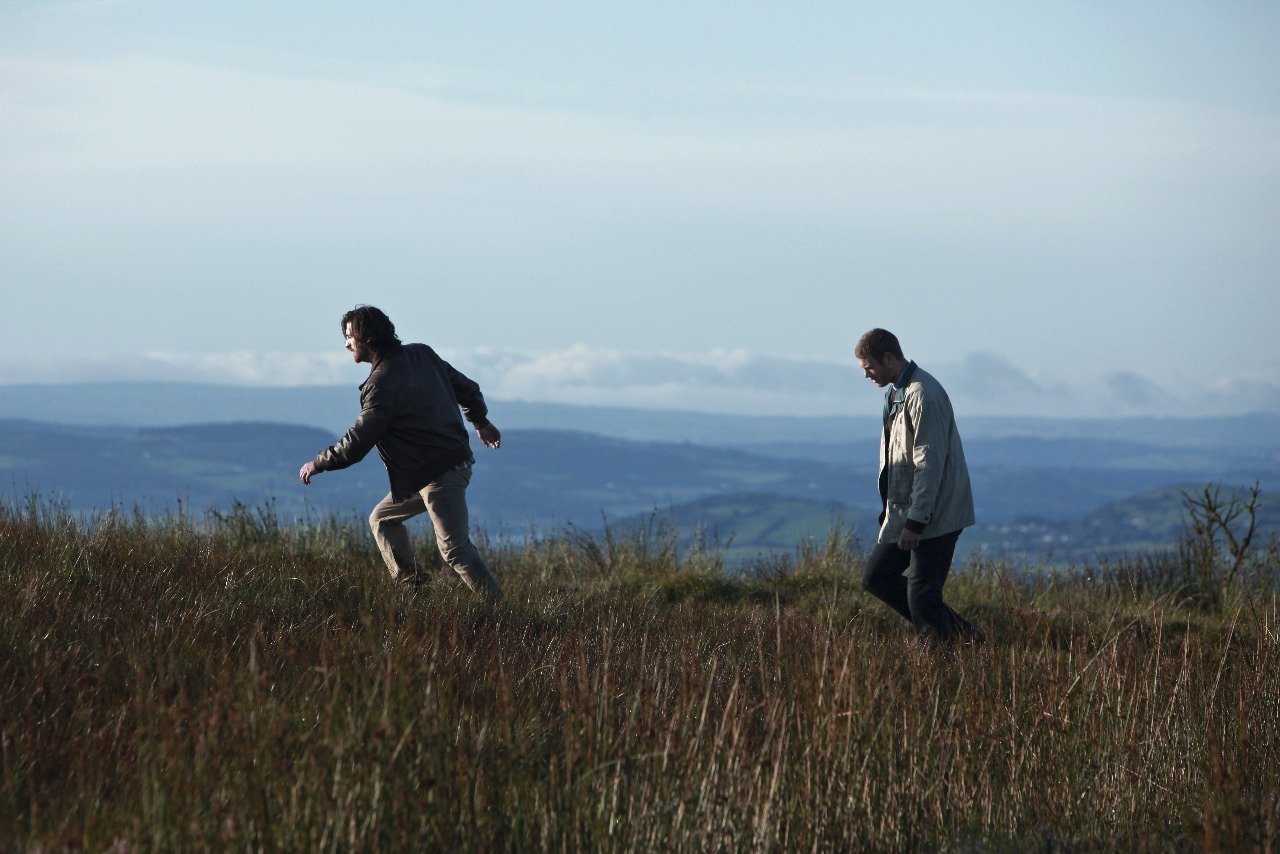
857,355,898,388
344,323,371,364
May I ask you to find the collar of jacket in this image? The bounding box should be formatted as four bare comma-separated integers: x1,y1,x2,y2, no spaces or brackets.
359,346,401,390
369,347,396,370
893,360,918,390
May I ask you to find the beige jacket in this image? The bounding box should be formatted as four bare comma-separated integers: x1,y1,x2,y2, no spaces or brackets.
877,363,975,544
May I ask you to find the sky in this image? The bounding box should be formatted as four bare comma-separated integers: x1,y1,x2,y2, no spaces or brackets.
2,0,1278,418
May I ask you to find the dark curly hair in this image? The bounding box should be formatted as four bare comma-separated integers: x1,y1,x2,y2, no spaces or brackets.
341,305,402,353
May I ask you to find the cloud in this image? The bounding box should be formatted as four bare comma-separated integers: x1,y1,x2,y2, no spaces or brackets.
135,350,355,386
0,351,354,387
3,345,1274,419
942,351,1048,396
1104,371,1172,409
444,346,860,416
1200,372,1280,415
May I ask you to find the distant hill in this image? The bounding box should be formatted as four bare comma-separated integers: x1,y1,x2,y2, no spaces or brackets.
0,381,872,439
1,415,1275,561
465,430,865,531
0,420,356,518
0,420,864,527
616,485,1280,568
4,381,1279,449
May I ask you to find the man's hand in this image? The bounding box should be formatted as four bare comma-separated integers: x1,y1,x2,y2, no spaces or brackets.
299,461,318,485
477,423,502,449
897,527,922,551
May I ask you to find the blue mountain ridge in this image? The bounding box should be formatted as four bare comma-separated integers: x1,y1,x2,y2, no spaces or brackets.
2,415,1275,564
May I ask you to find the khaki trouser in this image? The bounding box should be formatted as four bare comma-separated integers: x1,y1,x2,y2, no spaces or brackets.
368,464,500,597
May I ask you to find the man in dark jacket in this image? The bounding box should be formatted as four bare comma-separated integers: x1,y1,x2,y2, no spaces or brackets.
299,305,501,597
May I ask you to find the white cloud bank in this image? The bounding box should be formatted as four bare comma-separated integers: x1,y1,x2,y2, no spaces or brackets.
2,347,1276,419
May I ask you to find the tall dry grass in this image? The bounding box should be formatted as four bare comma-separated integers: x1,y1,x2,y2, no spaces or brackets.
1,498,1277,849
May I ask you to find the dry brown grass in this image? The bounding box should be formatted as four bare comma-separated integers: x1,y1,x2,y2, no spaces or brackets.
2,500,1278,849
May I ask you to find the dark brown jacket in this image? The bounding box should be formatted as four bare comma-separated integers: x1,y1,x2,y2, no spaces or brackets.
313,343,490,501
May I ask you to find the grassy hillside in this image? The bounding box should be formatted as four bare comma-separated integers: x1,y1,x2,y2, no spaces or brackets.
612,493,873,566
4,419,1276,562
2,498,1277,848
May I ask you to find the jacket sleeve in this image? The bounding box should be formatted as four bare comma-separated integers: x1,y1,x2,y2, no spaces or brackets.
904,389,950,533
313,381,395,472
442,359,490,428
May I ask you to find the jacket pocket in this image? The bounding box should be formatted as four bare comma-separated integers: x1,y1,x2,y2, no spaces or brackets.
886,464,914,503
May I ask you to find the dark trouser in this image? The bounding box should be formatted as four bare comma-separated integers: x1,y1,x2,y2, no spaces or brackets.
862,530,983,645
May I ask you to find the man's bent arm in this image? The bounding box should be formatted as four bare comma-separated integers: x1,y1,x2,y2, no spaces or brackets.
313,383,394,473
443,360,491,428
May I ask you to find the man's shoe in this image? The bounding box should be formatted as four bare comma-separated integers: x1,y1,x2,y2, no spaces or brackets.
394,571,429,589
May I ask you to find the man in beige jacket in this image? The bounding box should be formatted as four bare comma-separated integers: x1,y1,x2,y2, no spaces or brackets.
855,328,983,645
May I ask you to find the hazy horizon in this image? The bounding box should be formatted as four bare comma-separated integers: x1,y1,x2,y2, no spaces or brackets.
2,345,1277,420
